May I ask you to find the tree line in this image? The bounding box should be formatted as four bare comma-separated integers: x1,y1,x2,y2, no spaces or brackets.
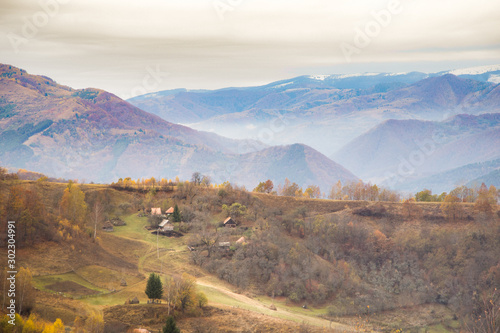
254,178,401,202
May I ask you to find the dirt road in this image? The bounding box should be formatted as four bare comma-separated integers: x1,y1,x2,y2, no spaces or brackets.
196,279,352,330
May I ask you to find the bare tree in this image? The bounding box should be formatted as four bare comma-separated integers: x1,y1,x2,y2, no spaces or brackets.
191,172,202,186
91,200,104,240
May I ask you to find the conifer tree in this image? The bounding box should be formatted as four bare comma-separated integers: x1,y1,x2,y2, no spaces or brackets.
145,273,163,302
173,204,181,222
162,316,180,333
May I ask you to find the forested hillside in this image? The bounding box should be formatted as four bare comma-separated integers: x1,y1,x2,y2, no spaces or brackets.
1,169,499,332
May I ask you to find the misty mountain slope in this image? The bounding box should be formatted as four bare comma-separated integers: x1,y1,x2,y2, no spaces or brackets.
470,83,500,109
382,74,494,111
230,143,358,189
332,114,500,187
467,169,500,188
128,88,273,124
0,64,355,189
400,158,500,193
427,127,500,171
332,119,442,179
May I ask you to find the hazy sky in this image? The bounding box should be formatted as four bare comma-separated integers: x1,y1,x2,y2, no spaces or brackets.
1,0,500,98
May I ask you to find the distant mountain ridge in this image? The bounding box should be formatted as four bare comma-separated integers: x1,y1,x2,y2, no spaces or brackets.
400,158,500,193
0,64,357,189
128,67,500,157
333,113,500,191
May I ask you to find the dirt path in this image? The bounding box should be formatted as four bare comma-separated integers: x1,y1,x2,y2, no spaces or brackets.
196,279,352,330
112,221,353,330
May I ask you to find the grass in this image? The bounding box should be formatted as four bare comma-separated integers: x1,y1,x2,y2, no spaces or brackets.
81,282,147,306
198,285,248,308
75,265,142,290
112,214,185,250
34,272,107,298
426,319,460,333
256,295,329,317
81,213,188,306
197,284,302,323
197,284,340,328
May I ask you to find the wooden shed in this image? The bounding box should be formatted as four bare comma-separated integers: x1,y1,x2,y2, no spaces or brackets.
159,219,174,231
223,217,236,228
102,221,114,232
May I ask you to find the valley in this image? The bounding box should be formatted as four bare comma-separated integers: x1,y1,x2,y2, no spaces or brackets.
1,177,498,332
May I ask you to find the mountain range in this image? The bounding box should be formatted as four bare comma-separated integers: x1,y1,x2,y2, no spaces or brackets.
128,65,500,192
129,66,500,157
0,64,357,189
1,63,499,193
332,114,500,192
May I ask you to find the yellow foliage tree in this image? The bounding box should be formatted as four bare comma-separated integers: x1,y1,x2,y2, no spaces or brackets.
59,181,87,227
164,273,205,314
177,273,197,312
304,185,321,199
17,267,36,315
0,313,24,332
84,311,104,333
42,319,65,333
22,313,46,333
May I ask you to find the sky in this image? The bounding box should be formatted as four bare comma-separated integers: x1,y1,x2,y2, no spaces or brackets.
1,0,500,99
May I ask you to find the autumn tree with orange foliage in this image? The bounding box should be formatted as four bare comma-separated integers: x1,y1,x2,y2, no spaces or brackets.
402,197,421,219
440,194,464,221
475,183,497,215
279,178,303,197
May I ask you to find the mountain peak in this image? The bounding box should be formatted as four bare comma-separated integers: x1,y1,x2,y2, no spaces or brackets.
446,64,500,76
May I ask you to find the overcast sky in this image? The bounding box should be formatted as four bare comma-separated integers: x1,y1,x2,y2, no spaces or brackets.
1,0,500,98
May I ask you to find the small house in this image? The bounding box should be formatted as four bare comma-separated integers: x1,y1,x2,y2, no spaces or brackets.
151,208,162,215
159,219,174,231
219,242,231,247
236,236,246,244
223,217,236,228
165,207,174,215
102,221,114,232
129,296,139,304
